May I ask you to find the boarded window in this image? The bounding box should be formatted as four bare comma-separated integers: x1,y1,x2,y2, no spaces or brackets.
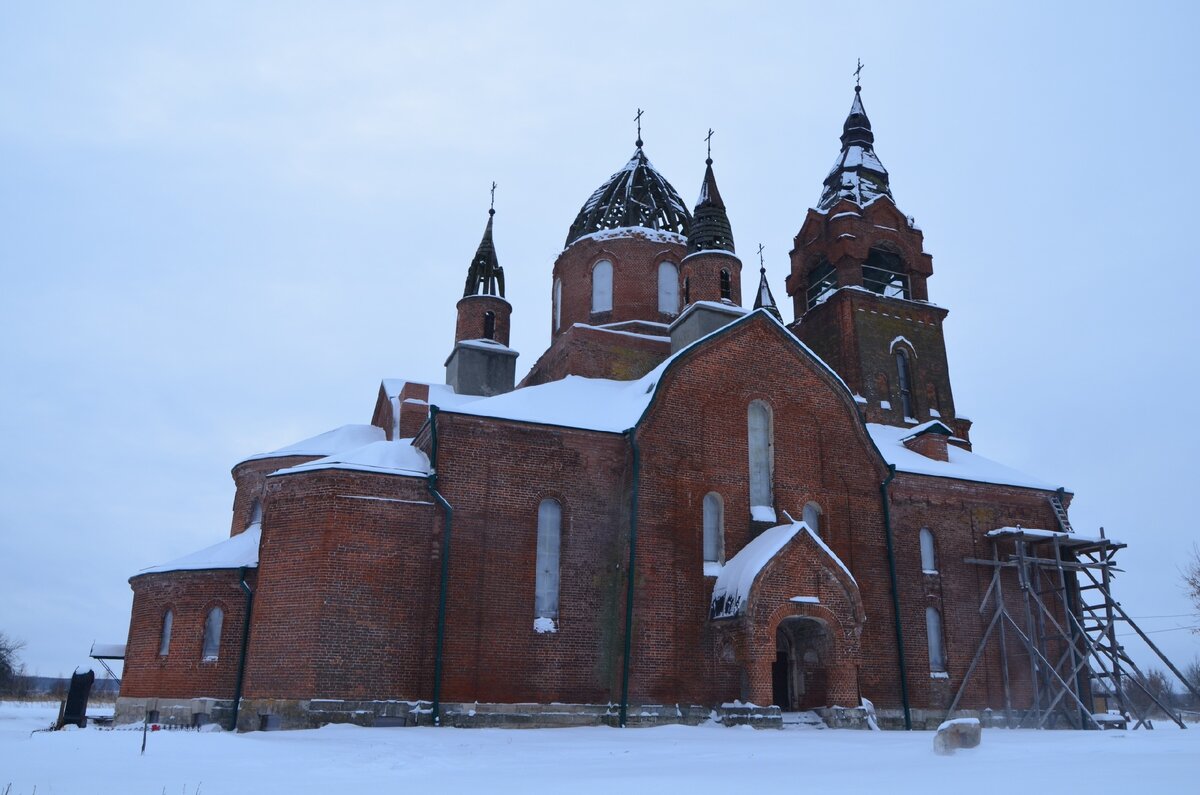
553,278,563,331
803,502,822,537
658,261,680,314
896,349,914,418
248,498,263,527
703,493,724,564
919,527,937,573
202,607,224,661
535,499,562,620
483,311,496,340
926,607,946,672
158,609,173,656
748,400,774,513
592,260,613,313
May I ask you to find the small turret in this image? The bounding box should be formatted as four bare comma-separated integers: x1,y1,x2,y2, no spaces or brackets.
753,249,781,321
446,194,518,396
682,134,741,309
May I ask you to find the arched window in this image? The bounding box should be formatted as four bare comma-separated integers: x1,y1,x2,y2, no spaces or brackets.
919,528,937,573
895,349,914,418
806,259,837,308
535,499,562,620
720,269,732,300
483,311,496,340
926,606,947,672
202,607,224,661
863,247,910,299
592,260,613,313
248,498,263,527
703,492,724,564
747,400,774,516
553,278,563,331
658,261,680,314
158,609,173,657
803,502,823,536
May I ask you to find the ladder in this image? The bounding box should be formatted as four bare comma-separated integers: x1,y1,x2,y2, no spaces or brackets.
1050,490,1074,534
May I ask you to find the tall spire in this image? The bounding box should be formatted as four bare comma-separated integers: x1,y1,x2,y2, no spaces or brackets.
753,244,780,320
816,83,894,212
463,187,505,298
687,129,735,255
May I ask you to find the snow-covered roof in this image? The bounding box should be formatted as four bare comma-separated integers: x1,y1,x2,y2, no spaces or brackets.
89,642,126,659
239,424,386,465
138,523,261,576
710,522,802,619
868,423,1061,491
446,309,830,433
271,439,430,479
380,379,480,412
987,526,1116,545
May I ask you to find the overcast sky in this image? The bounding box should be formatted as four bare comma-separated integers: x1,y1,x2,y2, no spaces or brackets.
2,2,1198,684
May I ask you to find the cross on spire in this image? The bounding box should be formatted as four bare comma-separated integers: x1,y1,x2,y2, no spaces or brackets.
854,58,864,89
704,128,715,163
489,181,497,215
757,243,766,273
634,108,644,148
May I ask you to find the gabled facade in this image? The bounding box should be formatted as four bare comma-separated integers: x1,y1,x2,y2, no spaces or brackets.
116,87,1096,732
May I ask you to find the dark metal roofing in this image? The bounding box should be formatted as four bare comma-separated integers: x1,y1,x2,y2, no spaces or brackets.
463,209,505,298
565,147,692,248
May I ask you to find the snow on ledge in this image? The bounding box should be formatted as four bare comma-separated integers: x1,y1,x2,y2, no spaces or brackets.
271,439,430,479
138,523,261,576
987,526,1114,545
751,505,777,523
703,562,723,578
239,424,385,465
533,617,557,634
790,596,820,604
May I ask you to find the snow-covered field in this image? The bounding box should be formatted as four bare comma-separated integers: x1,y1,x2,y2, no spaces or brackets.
3,701,1197,794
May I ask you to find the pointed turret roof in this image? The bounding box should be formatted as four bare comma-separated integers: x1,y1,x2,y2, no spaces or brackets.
687,155,736,255
463,208,505,298
565,144,692,248
817,86,894,212
753,262,781,320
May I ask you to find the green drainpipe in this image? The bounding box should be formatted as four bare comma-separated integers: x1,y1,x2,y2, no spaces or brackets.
880,464,912,730
618,431,641,727
426,406,453,727
230,566,254,732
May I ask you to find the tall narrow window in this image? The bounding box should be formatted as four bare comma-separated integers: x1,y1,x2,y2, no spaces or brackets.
720,269,732,300
535,499,562,620
202,607,224,661
896,349,914,418
248,498,263,527
553,278,563,331
926,606,946,672
747,400,774,518
658,261,680,314
919,528,937,573
683,276,691,305
703,492,724,564
592,260,613,313
803,502,822,537
483,311,496,340
158,609,173,656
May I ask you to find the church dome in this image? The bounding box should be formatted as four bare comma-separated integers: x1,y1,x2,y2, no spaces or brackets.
564,147,692,248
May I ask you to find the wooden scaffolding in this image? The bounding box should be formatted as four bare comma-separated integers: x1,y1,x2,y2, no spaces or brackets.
947,510,1199,729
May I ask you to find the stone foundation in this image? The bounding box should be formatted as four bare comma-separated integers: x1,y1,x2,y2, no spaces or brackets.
115,696,234,728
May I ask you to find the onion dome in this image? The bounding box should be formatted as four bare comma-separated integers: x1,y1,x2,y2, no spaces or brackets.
687,155,735,255
564,146,692,248
817,86,894,212
463,207,505,298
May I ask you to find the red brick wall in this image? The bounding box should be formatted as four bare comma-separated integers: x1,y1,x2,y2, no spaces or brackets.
680,250,743,307
455,295,512,346
242,469,439,700
551,232,688,338
230,455,320,537
122,569,253,699
520,323,670,387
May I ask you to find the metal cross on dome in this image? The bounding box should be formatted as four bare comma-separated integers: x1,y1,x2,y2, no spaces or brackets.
490,181,496,212
634,108,644,147
757,243,766,272
705,128,715,160
854,58,865,87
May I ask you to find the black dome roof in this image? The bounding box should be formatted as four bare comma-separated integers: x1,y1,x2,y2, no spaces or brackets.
565,147,692,248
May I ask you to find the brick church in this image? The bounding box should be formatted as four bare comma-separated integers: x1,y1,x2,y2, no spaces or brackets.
114,86,1092,731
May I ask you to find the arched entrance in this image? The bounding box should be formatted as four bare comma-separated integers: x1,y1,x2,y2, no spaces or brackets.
771,617,832,711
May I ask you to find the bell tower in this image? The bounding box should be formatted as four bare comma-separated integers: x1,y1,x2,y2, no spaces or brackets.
445,194,518,396
785,84,971,444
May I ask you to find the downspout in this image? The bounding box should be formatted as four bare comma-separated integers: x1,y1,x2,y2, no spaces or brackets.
426,405,453,727
230,565,254,732
879,464,912,730
618,430,641,727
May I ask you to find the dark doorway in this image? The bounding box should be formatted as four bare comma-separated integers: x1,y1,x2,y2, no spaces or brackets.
773,618,832,711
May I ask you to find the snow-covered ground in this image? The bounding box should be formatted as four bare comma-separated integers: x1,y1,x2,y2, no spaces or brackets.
3,701,1197,794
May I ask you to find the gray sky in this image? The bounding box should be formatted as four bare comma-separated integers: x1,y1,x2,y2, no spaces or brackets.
2,2,1198,682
